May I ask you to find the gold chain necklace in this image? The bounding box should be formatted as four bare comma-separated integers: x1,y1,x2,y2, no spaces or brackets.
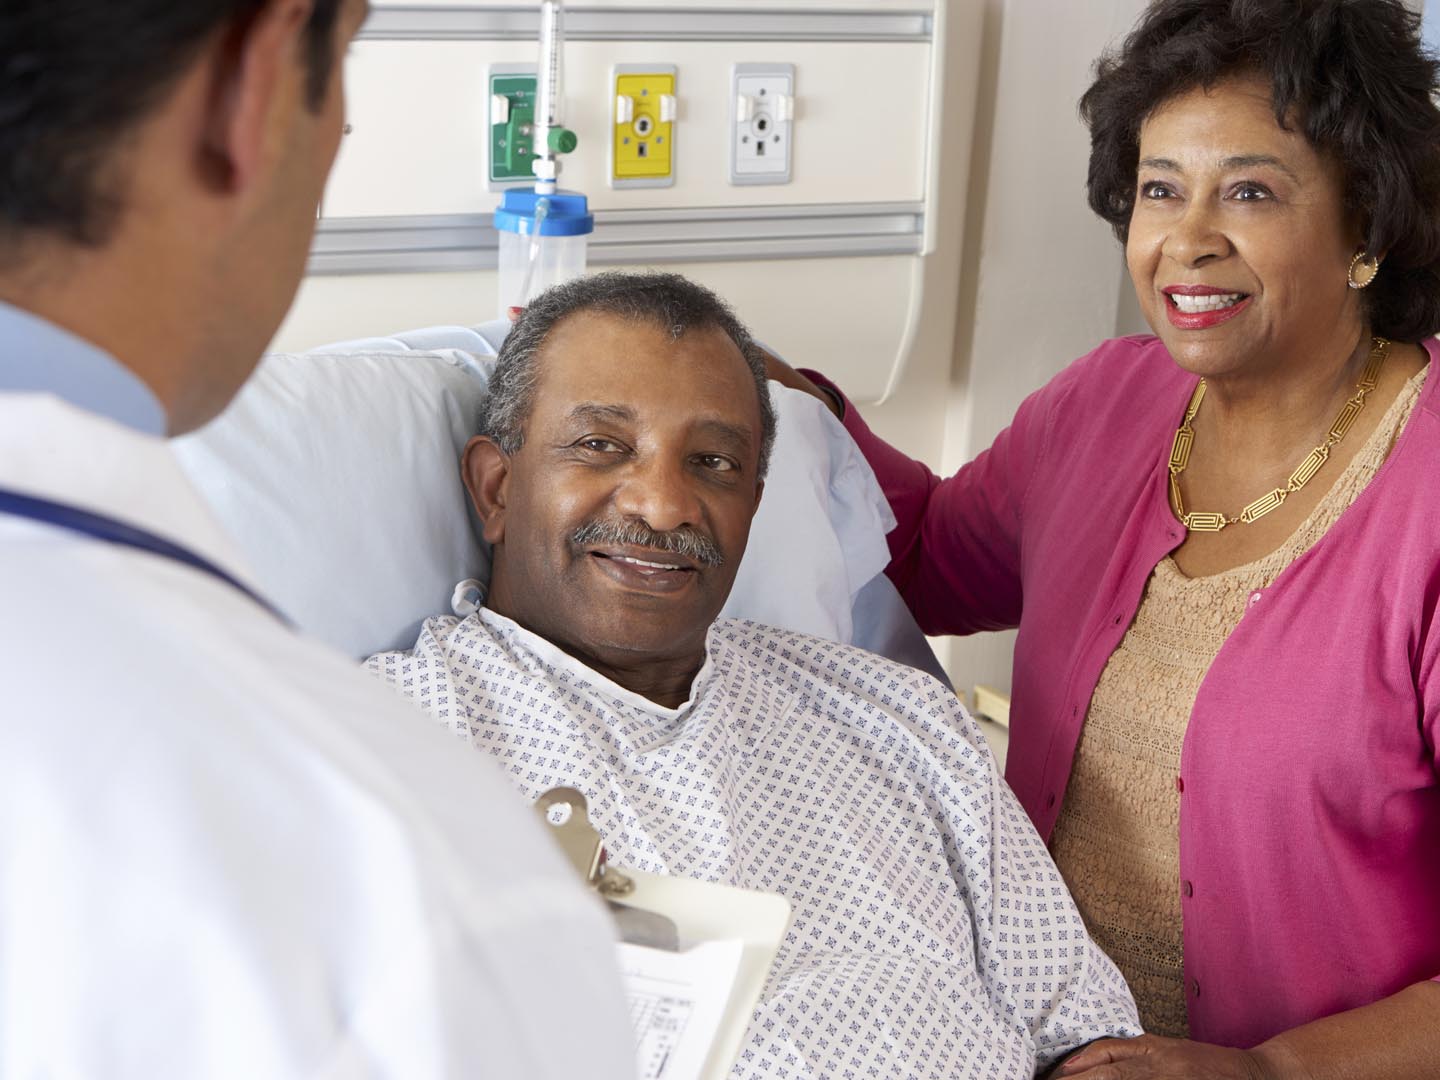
1168,337,1390,532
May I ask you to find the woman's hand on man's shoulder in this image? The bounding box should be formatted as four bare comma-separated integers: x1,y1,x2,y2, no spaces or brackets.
758,344,844,420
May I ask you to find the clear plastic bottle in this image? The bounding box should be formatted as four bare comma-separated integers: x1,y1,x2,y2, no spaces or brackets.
494,188,592,314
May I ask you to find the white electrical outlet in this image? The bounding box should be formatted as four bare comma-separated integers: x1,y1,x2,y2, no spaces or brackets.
729,63,794,185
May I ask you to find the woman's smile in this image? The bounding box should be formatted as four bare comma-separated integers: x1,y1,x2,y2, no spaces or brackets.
1162,285,1253,329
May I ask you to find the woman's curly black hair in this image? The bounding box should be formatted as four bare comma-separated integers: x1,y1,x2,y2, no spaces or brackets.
1081,0,1440,342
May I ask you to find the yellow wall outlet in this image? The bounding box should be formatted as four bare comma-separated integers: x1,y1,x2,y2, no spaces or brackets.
612,66,676,188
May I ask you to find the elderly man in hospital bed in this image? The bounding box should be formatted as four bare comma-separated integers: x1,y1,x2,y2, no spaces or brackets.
363,271,1140,1079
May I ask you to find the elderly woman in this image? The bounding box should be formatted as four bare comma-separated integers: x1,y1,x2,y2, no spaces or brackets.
772,0,1440,1075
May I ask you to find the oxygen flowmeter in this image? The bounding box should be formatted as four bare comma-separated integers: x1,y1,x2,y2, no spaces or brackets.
494,0,593,315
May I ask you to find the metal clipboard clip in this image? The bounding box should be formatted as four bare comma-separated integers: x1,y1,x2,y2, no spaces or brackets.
535,786,680,950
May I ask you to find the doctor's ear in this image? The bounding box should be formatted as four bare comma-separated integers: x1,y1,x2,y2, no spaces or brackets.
199,0,314,195
462,435,511,545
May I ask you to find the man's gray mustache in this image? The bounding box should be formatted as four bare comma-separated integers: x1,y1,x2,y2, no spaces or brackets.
571,519,724,568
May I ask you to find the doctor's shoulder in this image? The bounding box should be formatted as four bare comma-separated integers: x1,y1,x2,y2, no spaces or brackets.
0,558,631,1077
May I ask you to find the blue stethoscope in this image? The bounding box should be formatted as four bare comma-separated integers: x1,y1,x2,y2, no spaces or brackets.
0,487,288,624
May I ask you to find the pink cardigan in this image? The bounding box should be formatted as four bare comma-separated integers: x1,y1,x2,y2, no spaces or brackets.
820,335,1440,1048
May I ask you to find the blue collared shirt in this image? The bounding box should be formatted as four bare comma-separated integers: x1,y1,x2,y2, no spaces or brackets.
0,300,167,436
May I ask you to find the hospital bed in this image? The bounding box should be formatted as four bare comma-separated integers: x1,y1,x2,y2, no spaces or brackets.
174,321,948,685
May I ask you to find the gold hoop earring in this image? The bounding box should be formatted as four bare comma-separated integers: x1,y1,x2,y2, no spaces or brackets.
1348,250,1381,290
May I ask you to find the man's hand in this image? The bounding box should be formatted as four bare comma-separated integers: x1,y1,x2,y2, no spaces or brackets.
1053,1035,1278,1080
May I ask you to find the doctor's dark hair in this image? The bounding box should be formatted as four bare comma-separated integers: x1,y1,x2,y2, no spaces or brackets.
481,271,778,481
0,0,344,249
1081,0,1440,342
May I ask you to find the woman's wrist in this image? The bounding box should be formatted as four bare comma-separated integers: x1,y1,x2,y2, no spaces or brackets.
1245,1044,1304,1080
810,380,846,419
756,344,843,420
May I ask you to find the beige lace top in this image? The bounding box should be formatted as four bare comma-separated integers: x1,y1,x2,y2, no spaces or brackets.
1047,366,1425,1037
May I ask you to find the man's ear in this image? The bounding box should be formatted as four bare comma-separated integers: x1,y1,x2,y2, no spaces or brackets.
752,478,765,514
462,435,512,545
199,0,314,195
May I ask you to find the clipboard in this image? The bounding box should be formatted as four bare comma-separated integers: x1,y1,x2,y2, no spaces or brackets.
611,868,791,1078
536,787,791,1080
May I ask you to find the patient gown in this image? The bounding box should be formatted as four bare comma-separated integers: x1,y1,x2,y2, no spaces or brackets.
368,608,1140,1079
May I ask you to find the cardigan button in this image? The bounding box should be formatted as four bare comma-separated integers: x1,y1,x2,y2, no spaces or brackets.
1045,792,1057,809
1191,978,1202,998
1182,879,1194,898
1175,775,1185,793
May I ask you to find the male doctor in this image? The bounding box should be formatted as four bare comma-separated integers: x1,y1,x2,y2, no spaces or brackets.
0,2,633,1076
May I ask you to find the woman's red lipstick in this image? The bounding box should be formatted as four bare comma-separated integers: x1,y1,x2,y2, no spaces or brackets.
1163,284,1252,330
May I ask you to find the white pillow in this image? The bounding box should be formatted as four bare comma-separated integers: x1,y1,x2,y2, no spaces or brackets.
721,384,893,640
174,347,494,656
175,325,896,659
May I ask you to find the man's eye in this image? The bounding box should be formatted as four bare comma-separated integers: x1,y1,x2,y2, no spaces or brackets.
577,437,623,453
1230,182,1271,202
697,454,737,473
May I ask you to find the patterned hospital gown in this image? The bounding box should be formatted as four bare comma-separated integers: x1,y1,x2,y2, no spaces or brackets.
367,609,1139,1078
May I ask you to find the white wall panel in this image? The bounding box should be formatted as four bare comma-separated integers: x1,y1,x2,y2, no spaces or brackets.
324,40,929,217
284,1,980,407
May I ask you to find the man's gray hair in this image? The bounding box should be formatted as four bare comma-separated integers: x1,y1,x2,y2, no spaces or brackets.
479,271,777,479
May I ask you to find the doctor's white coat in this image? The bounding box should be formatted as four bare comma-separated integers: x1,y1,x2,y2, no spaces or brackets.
0,394,634,1079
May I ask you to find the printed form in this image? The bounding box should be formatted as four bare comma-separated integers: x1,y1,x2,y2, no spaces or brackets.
619,939,745,1080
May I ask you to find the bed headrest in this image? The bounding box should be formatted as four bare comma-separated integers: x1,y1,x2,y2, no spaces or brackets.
174,323,895,659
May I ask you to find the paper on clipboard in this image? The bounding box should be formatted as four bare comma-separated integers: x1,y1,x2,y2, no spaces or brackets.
611,869,791,1080
532,789,790,1080
620,938,741,1079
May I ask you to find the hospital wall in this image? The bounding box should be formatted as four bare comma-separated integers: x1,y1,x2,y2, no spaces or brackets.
272,0,1152,700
